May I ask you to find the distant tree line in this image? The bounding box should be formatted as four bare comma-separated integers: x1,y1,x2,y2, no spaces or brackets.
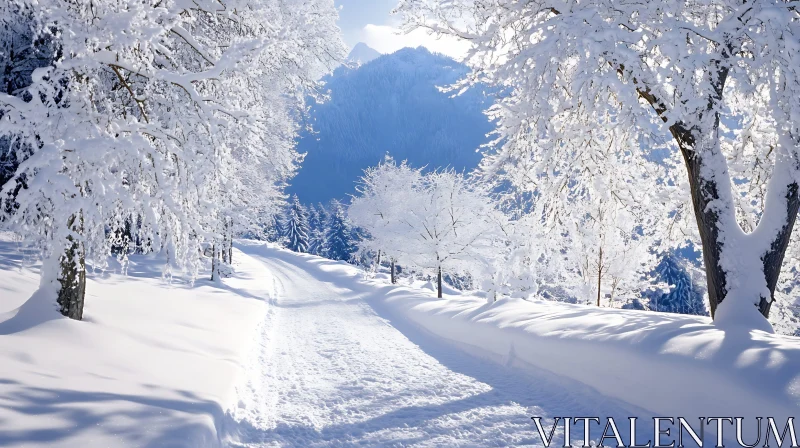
272,195,359,263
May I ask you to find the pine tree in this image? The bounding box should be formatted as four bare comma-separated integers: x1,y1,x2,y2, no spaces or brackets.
306,203,323,255
265,213,283,243
647,253,707,316
621,298,647,311
282,195,310,253
323,199,356,262
311,202,331,256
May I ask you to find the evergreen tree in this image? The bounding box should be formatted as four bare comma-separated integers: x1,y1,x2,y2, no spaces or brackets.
646,253,707,316
621,298,647,311
310,202,331,256
323,200,357,262
265,213,283,243
282,195,310,253
306,203,323,255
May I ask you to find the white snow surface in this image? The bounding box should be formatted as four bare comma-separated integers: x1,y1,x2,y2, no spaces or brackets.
2,239,800,447
225,243,800,446
0,238,272,447
223,242,638,447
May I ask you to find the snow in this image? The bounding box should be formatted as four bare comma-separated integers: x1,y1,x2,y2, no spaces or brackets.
225,244,800,445
222,245,800,446
393,0,800,332
0,238,272,447
224,242,638,447
3,239,800,446
377,285,800,424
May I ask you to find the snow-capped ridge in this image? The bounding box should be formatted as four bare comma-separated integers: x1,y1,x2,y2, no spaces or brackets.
289,46,493,204
346,42,381,66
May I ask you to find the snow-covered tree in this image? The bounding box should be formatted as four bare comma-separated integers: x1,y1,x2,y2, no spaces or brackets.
349,156,424,283
264,213,283,244
307,203,326,256
0,0,345,319
0,4,55,214
571,202,660,308
648,253,708,316
323,199,357,262
283,195,310,253
486,130,669,307
397,0,800,331
350,158,508,298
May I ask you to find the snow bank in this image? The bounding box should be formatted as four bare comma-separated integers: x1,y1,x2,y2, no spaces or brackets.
0,240,273,448
375,290,800,421
278,250,800,432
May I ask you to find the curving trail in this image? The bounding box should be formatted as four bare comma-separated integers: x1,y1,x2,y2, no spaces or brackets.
223,243,637,447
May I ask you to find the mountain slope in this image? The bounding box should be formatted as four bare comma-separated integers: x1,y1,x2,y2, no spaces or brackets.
346,42,381,66
288,46,493,204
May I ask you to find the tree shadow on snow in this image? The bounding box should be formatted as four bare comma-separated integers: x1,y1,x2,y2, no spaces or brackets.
0,378,224,448
0,288,63,336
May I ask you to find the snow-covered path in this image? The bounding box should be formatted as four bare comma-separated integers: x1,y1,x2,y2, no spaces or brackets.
223,244,638,447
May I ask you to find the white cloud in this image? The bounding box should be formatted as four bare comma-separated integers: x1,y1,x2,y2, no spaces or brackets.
360,24,472,61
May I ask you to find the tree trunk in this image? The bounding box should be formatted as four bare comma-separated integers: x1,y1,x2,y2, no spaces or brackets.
596,247,603,307
390,260,396,284
222,219,230,264
227,217,233,264
57,214,85,320
437,266,443,299
228,234,233,265
673,121,800,319
376,250,381,267
760,183,800,316
211,243,220,282
674,121,727,318
57,237,86,320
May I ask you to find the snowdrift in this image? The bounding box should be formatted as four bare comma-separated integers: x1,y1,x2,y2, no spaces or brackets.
375,290,800,421
280,249,800,428
0,240,272,448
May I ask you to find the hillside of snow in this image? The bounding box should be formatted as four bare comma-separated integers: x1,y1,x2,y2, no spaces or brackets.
287,46,494,204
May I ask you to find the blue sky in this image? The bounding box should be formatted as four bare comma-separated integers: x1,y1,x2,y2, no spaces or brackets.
334,0,469,59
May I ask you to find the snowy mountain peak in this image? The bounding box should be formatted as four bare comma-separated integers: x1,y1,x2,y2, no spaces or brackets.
347,42,381,66
288,46,493,205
